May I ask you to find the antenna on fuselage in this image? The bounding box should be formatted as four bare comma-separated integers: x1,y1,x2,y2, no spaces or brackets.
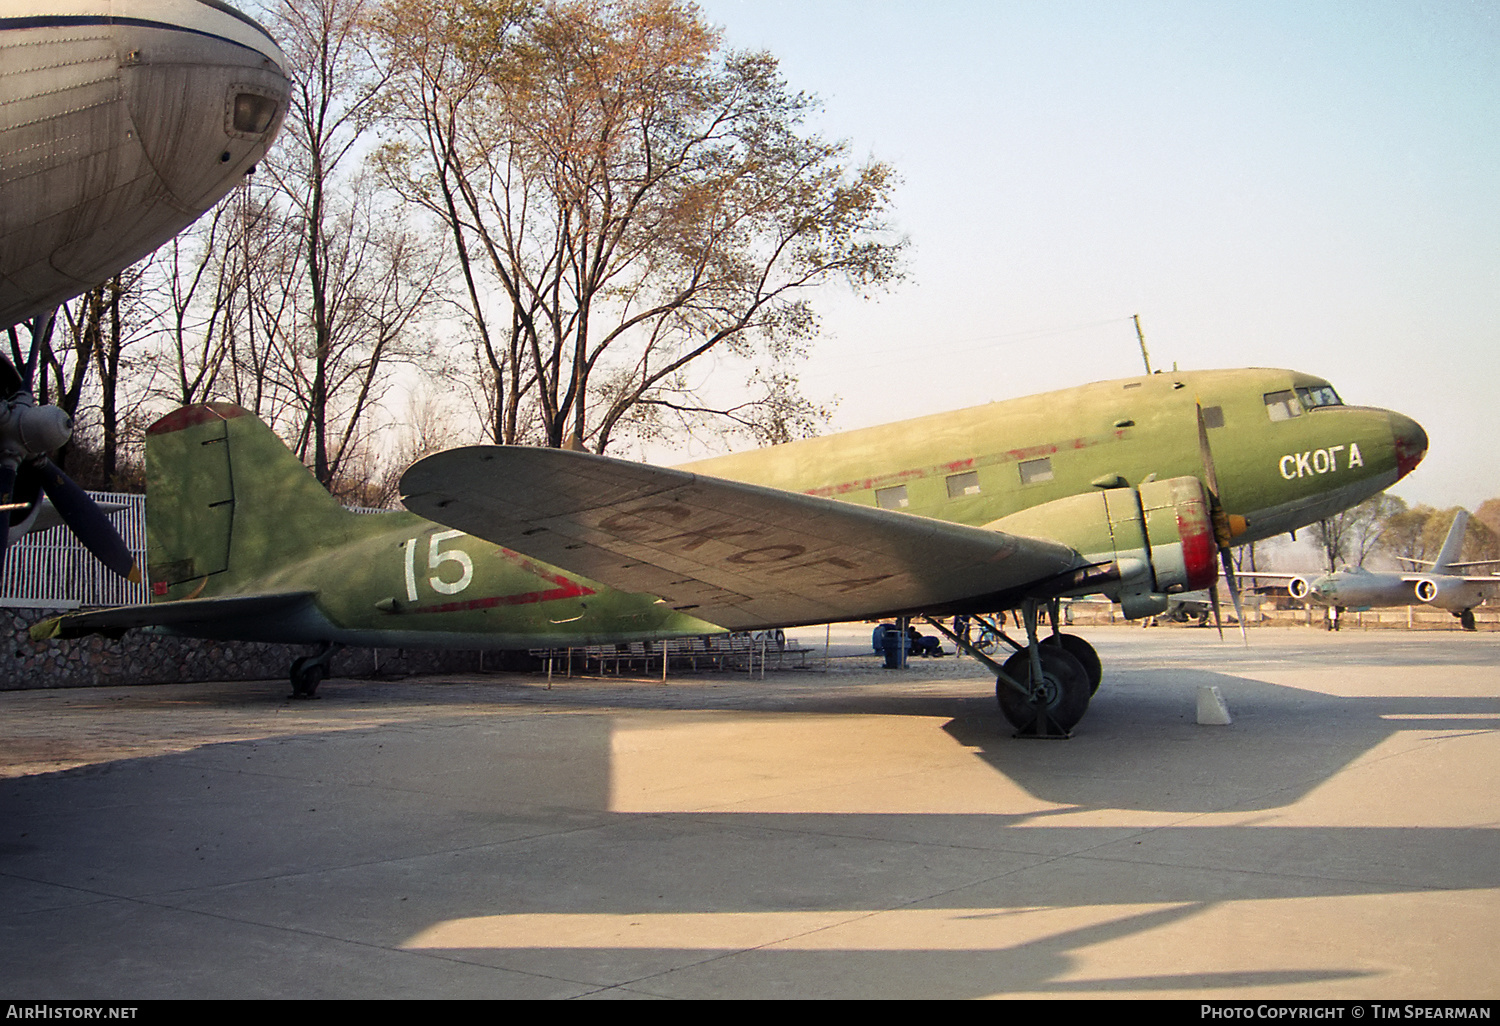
1133,314,1151,375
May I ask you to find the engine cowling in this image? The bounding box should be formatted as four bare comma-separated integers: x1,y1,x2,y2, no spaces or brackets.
1288,576,1312,601
1412,576,1479,611
985,476,1219,619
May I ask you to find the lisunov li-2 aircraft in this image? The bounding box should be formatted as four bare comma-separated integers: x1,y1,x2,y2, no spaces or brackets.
0,0,289,574
40,369,1425,732
1250,510,1498,631
394,369,1425,734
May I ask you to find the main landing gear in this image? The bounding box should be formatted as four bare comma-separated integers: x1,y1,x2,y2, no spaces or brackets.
928,599,1099,738
289,642,340,699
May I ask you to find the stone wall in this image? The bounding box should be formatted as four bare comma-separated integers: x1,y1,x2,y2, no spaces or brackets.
1,607,526,690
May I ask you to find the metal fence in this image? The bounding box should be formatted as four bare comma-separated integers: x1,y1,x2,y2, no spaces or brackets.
0,492,149,609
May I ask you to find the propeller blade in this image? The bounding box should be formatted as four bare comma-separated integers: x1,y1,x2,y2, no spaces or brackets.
1197,400,1250,646
36,458,140,581
0,348,22,399
0,460,15,571
1221,547,1249,646
1208,577,1225,641
1195,400,1221,501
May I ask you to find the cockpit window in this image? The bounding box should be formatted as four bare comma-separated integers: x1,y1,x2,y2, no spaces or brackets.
1263,390,1301,421
1296,384,1342,410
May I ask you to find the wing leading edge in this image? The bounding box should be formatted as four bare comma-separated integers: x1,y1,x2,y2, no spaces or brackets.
400,447,1085,631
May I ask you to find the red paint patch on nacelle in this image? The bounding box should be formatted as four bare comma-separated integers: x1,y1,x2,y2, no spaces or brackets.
1177,500,1219,592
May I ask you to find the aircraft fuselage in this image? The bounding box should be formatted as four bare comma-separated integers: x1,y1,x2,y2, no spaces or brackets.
0,0,289,327
680,368,1427,551
140,404,722,649
1304,567,1490,614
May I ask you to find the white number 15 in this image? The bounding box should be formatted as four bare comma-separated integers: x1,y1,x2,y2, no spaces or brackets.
404,530,474,601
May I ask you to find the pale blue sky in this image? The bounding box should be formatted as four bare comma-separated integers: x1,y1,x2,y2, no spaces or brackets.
689,0,1500,511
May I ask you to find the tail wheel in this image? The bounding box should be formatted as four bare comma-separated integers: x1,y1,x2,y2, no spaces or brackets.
1041,633,1102,694
997,646,1092,733
289,656,326,699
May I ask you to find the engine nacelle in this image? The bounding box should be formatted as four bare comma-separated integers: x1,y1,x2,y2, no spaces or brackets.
1411,575,1480,612
985,476,1219,619
1287,576,1312,601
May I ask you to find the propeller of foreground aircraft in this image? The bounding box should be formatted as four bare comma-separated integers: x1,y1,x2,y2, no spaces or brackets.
1196,400,1249,644
0,314,139,582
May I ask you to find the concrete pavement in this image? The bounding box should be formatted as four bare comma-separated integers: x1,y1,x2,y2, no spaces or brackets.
1,626,1495,998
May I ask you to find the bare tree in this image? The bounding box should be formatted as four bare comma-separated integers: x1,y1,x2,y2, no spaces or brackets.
260,0,440,488
1311,492,1402,571
373,0,904,453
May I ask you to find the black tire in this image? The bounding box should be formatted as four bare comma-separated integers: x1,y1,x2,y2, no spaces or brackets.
1042,633,1102,694
290,657,325,699
997,646,1091,732
1461,609,1477,632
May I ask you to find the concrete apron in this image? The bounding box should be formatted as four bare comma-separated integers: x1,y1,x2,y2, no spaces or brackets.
0,626,1495,999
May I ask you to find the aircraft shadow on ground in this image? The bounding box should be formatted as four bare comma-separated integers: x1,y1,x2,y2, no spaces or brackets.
943,666,1499,813
1,670,1494,997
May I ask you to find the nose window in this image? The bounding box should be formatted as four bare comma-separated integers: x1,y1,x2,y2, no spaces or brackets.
1296,384,1343,409
232,92,279,134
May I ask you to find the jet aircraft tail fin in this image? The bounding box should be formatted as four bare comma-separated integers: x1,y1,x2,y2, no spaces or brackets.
144,404,376,600
1431,510,1470,574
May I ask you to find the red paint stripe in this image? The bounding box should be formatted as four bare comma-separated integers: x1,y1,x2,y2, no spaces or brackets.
146,403,247,435
409,580,596,615
801,438,1100,498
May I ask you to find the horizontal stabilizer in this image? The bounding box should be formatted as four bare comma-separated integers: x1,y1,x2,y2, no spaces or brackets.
31,591,317,642
400,447,1083,630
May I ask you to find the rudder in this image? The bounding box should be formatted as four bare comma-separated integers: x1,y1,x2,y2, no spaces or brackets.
145,404,354,598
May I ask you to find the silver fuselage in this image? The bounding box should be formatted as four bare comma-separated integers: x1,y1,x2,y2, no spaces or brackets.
0,0,289,327
1306,566,1493,614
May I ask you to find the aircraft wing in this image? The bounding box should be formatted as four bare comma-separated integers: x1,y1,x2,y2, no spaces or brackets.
400,447,1086,631
31,591,317,642
1400,575,1500,585
1400,558,1500,569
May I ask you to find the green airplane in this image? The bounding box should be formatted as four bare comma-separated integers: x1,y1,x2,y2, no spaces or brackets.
39,367,1425,735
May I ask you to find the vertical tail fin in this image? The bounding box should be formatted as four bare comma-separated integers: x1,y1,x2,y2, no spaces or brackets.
144,404,361,598
1431,510,1470,574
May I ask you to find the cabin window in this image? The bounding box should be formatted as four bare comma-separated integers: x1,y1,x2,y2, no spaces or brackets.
1201,405,1224,429
231,92,279,134
1263,390,1302,421
946,471,981,498
875,485,909,510
1296,385,1342,409
1018,457,1053,485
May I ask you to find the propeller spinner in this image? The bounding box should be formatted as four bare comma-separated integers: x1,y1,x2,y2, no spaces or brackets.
0,315,140,582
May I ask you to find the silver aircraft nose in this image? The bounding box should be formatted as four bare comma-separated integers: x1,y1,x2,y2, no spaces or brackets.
0,1,292,325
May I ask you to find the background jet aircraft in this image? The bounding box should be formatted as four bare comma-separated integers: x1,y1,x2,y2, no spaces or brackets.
400,366,1426,734
0,0,289,579
1250,510,1498,630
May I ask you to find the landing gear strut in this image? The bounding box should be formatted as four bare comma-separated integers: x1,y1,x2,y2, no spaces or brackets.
925,599,1098,737
289,642,339,699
